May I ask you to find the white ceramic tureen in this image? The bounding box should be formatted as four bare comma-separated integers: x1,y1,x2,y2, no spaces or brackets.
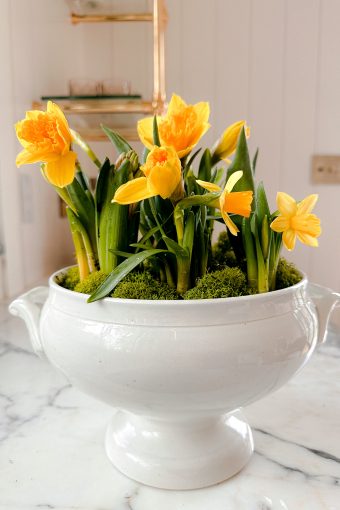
9,269,340,490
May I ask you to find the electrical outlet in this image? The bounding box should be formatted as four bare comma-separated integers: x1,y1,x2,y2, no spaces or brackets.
312,155,340,184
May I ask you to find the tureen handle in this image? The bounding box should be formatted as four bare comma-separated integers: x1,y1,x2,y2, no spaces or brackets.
9,286,49,359
307,283,340,344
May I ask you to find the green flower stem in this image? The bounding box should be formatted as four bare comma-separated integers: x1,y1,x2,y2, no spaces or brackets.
255,230,268,293
71,129,101,169
176,211,195,294
268,235,282,290
261,215,270,260
67,178,97,258
149,198,166,237
164,259,176,289
75,161,91,193
53,185,77,213
176,257,191,295
66,208,96,276
174,213,184,246
98,202,128,274
242,218,258,290
73,231,89,281
40,164,77,213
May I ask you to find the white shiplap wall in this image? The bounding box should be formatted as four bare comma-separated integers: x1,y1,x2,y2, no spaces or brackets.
0,0,339,296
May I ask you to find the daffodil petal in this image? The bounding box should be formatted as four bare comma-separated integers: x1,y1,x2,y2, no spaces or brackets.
113,177,156,205
225,171,244,193
176,144,197,159
282,229,296,251
277,192,297,216
25,110,43,121
167,94,187,115
16,149,40,167
296,232,319,247
297,194,318,215
44,151,76,188
222,210,239,236
47,101,71,145
193,101,210,125
196,180,221,192
137,117,155,150
270,216,290,233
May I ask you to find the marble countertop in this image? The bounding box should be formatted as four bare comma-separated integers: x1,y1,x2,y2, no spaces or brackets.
1,299,340,510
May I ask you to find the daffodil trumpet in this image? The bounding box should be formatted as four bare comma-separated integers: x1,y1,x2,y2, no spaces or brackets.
197,171,254,235
15,94,321,300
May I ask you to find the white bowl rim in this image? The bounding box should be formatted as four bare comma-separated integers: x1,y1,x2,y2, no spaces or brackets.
49,265,308,307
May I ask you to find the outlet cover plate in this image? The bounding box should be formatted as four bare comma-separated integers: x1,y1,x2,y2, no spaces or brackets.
312,155,340,184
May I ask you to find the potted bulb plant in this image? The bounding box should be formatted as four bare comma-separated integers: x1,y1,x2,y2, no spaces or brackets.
9,95,340,490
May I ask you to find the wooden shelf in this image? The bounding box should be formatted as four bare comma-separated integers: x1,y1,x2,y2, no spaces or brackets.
71,13,153,24
32,100,154,115
76,126,139,142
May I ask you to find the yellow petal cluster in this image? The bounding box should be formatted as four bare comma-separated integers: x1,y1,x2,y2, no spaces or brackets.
212,121,250,162
15,101,76,188
113,146,181,204
137,94,210,158
197,171,253,235
270,192,321,251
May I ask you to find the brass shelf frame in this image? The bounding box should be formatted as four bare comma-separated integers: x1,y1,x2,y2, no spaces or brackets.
69,0,167,114
34,1,167,142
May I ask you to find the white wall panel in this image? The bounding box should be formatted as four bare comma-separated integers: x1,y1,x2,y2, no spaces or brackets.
1,0,340,295
247,0,286,206
214,0,251,144
279,0,321,278
310,0,340,290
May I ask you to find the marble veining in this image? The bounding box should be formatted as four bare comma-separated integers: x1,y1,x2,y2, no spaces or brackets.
1,298,340,509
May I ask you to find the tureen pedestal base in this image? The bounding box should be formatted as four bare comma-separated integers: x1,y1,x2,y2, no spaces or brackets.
105,409,254,490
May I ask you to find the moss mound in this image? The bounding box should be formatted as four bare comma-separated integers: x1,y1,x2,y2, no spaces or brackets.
74,270,108,294
112,272,179,300
56,257,302,300
212,231,238,269
184,267,249,300
55,266,80,291
275,258,302,290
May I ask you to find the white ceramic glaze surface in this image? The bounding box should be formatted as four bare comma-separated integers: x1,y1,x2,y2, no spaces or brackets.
2,296,340,508
8,269,340,490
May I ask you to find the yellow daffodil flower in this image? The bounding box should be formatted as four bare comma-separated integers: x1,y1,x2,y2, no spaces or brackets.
113,146,181,204
137,94,210,159
197,171,253,235
212,121,250,162
15,101,76,188
270,192,321,251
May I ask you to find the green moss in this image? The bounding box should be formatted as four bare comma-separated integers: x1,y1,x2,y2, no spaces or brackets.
112,272,179,300
275,258,302,290
74,271,108,294
56,266,80,291
211,231,238,269
184,267,249,300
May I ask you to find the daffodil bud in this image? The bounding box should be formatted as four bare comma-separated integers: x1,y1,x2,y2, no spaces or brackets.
212,121,250,164
115,150,139,174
